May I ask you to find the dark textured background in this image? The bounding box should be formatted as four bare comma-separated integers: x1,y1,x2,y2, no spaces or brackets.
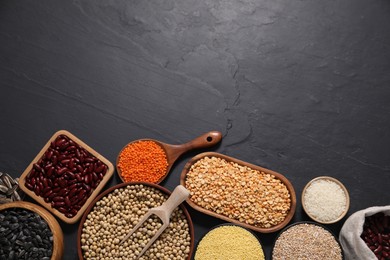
1,0,390,259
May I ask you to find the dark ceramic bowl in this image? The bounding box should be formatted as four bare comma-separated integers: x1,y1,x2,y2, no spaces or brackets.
271,221,345,260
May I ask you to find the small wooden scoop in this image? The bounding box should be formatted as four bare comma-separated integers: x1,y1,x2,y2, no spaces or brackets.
119,185,190,259
117,131,222,183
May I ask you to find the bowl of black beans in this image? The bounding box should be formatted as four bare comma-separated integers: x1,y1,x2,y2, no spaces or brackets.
0,201,63,260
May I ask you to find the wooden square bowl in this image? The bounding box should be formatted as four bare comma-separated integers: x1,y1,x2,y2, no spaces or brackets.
19,130,114,224
180,152,296,233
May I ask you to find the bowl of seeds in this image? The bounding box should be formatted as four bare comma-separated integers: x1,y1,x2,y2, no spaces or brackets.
180,152,296,233
302,176,350,224
272,221,344,259
19,130,114,224
77,182,194,260
194,223,265,260
0,201,64,260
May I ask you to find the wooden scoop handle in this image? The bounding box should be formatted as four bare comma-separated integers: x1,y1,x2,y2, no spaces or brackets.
166,131,222,163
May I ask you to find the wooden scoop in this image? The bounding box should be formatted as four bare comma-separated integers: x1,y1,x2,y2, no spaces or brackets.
119,185,190,259
116,131,222,183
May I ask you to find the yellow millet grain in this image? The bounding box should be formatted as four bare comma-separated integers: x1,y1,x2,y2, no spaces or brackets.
195,225,265,260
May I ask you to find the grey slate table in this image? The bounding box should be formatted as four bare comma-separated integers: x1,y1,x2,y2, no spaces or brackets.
1,0,390,259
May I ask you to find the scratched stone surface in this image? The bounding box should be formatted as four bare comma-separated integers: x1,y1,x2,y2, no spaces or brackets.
1,0,390,258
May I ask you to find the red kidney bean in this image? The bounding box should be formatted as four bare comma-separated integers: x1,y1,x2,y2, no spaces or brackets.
46,166,54,177
42,178,49,188
57,167,67,176
85,157,94,163
61,159,70,166
44,163,52,171
64,196,71,207
30,177,36,186
54,201,65,207
57,207,68,214
83,183,91,192
58,188,69,197
55,138,66,147
52,186,61,193
78,189,86,198
42,187,51,194
33,163,43,173
25,182,34,191
95,164,105,173
44,190,53,198
84,174,91,184
77,196,88,207
34,185,40,196
52,196,63,202
92,172,98,182
52,155,58,165
88,163,94,173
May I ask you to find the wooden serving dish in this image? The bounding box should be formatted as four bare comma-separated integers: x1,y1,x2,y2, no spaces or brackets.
77,182,195,260
19,130,114,224
302,176,350,224
0,201,64,260
180,152,297,233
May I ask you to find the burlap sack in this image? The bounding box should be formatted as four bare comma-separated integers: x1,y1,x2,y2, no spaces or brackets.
339,205,390,260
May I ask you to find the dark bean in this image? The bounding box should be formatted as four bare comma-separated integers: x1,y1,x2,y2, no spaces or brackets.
46,166,54,177
51,155,58,165
56,167,67,176
33,163,43,173
25,182,34,191
54,201,65,207
52,196,63,202
64,196,71,207
84,174,91,184
57,207,67,213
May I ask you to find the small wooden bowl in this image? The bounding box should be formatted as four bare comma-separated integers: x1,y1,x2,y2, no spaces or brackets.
77,182,195,259
180,152,297,233
0,201,64,260
302,176,350,224
19,130,114,224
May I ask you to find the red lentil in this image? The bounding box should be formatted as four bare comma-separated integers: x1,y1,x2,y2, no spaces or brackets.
118,140,168,183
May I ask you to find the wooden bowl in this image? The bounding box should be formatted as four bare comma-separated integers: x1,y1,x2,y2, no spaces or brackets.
77,182,195,259
194,223,266,259
302,176,350,224
272,221,344,259
19,130,114,224
0,201,64,260
180,152,297,233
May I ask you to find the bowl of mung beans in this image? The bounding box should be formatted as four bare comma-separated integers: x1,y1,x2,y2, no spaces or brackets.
194,223,265,260
272,221,344,260
0,201,64,260
180,152,296,233
77,182,194,260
